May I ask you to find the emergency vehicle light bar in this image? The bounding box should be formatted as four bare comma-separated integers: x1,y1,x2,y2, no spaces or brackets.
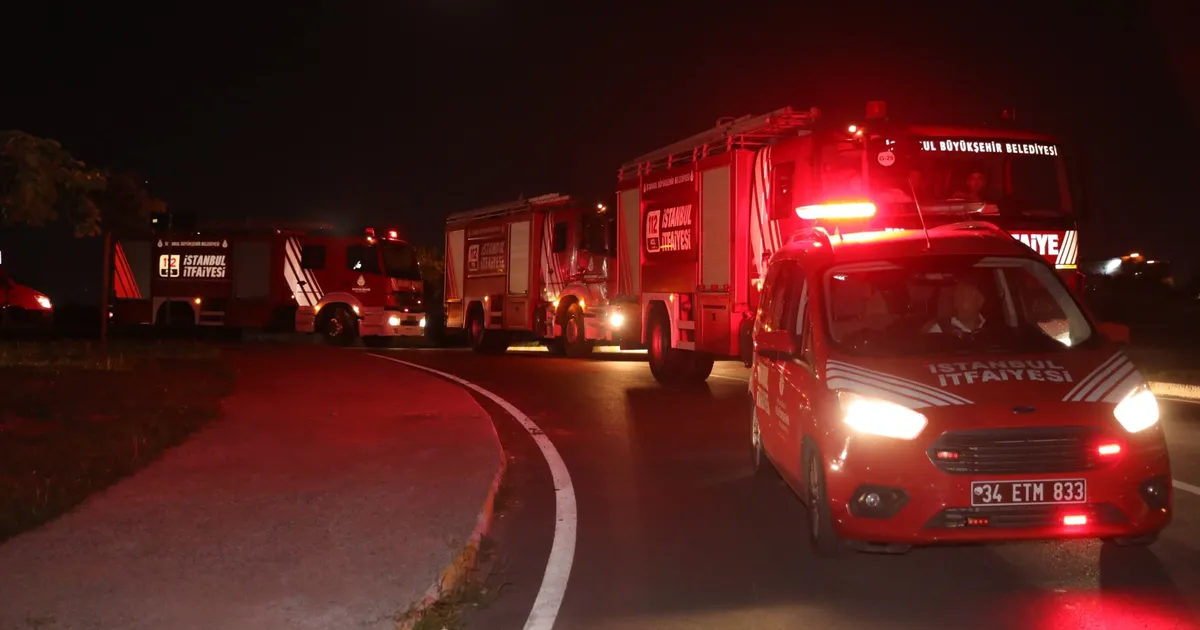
795,202,877,220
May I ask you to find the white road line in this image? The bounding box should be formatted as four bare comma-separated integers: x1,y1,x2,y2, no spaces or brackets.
708,373,750,383
1175,480,1200,497
371,354,576,630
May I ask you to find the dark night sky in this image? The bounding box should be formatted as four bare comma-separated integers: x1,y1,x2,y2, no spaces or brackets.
4,1,1199,300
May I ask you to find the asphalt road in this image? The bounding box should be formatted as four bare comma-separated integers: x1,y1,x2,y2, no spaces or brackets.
366,347,1200,630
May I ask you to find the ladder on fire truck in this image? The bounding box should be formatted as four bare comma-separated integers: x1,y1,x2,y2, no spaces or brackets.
618,106,819,179
445,193,575,225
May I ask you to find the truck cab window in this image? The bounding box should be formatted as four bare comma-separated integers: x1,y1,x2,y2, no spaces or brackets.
346,244,381,274
300,245,326,270
552,221,569,253
583,213,611,256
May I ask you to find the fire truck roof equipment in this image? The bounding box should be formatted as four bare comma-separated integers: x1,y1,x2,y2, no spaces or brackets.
445,193,575,224
618,106,819,178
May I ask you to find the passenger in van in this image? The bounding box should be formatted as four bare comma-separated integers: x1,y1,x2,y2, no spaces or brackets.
924,278,987,335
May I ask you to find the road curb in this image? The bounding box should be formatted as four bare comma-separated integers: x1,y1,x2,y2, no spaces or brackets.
395,416,507,630
1149,381,1200,402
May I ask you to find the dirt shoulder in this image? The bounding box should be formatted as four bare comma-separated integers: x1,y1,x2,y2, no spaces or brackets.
0,341,233,543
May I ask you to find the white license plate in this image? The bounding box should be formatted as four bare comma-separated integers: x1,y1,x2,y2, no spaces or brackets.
970,479,1086,506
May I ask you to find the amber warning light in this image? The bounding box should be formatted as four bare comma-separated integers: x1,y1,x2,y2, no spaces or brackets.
796,202,878,221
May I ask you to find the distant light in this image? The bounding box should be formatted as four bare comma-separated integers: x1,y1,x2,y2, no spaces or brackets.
1102,258,1121,274
1130,252,1141,258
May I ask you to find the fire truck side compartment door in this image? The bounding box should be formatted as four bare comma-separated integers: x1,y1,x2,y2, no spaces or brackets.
508,219,531,295
618,187,641,295
233,241,270,298
700,165,731,287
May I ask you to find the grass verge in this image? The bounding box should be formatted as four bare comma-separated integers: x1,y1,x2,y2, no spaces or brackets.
0,340,233,543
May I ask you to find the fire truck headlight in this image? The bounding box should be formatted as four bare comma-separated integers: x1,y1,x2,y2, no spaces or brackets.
1114,383,1159,433
387,315,401,327
35,295,52,310
837,391,927,440
609,313,625,328
419,317,426,328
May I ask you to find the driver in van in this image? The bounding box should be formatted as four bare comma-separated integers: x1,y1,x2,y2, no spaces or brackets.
924,278,986,336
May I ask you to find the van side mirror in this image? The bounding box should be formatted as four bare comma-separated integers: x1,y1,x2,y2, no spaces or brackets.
1096,321,1129,344
756,329,797,360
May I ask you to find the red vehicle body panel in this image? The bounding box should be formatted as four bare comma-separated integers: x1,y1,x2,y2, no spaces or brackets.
444,194,614,344
752,227,1170,547
614,106,1082,366
111,229,424,337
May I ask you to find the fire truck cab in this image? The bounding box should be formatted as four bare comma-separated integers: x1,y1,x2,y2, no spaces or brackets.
443,193,618,355
613,101,1083,385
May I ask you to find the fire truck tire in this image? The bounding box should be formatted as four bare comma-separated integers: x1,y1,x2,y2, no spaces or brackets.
320,306,358,346
467,307,508,355
563,303,593,358
647,308,690,385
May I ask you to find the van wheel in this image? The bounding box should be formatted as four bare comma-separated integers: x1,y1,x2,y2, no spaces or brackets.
804,442,844,557
321,307,357,346
751,400,772,476
563,303,594,358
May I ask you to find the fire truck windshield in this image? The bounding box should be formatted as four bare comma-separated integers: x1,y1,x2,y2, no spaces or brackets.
380,241,422,281
867,136,1070,218
823,254,1092,358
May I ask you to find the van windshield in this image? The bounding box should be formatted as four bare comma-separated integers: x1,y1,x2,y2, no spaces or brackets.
824,255,1093,357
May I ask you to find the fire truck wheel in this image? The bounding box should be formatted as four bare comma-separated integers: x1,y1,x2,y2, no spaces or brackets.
320,306,358,346
564,303,594,358
647,308,689,385
468,307,508,355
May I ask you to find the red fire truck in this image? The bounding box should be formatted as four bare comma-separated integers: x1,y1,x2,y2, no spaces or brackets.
443,193,617,355
111,222,426,346
611,101,1084,384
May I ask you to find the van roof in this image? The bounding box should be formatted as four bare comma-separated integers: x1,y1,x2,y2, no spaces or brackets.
775,221,1040,267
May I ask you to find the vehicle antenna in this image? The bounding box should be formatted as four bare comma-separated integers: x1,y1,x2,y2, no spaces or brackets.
910,178,932,251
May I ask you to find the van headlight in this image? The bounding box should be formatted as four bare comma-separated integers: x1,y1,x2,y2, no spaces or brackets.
837,391,928,440
1113,383,1159,433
